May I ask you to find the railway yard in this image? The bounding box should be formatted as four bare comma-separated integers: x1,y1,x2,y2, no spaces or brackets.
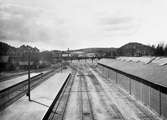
0,60,164,120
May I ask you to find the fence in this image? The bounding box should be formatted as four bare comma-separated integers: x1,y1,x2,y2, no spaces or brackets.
98,63,167,119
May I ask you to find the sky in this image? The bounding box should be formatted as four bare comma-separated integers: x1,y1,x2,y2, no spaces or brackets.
0,0,167,50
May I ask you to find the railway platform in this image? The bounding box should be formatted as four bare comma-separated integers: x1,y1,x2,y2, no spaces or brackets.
0,69,71,120
0,73,40,91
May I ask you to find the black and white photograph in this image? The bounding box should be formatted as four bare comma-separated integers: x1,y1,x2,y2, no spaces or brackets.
0,0,167,120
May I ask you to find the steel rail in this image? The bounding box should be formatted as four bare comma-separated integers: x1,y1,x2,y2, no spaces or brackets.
77,68,95,120
82,75,95,120
60,71,75,120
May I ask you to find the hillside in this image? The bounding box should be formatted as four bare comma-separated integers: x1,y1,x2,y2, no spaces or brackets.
71,47,117,57
71,42,154,57
0,41,155,58
117,42,154,56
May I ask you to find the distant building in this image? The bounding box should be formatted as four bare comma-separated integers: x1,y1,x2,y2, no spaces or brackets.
51,51,62,58
85,53,96,57
62,53,70,57
0,56,9,63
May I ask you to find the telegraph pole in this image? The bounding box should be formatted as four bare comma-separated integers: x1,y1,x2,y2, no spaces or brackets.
67,48,69,62
27,48,31,101
67,48,69,57
61,51,63,72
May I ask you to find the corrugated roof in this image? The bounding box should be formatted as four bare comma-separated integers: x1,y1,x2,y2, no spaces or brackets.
151,57,167,66
98,58,167,88
116,57,155,64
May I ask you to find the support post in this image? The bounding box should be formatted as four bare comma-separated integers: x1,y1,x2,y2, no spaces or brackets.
159,87,162,116
61,51,62,72
116,72,118,84
129,78,131,95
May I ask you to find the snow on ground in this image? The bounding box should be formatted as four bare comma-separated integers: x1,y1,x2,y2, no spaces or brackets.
117,56,167,66
0,73,40,91
117,57,155,64
99,58,167,87
0,62,163,120
90,68,141,120
151,57,167,65
65,62,162,120
86,76,111,120
64,72,80,120
89,67,161,120
0,69,71,120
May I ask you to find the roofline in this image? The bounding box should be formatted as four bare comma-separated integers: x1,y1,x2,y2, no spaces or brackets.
98,62,167,93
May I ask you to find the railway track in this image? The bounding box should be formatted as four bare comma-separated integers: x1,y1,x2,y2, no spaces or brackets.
79,74,95,120
88,71,125,120
0,72,28,82
43,63,162,120
92,65,160,120
42,70,76,120
72,64,155,120
78,65,126,120
0,68,61,111
43,65,95,120
74,65,95,120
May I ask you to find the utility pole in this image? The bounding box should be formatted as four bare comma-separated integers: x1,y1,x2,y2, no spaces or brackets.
67,48,70,62
27,48,31,101
61,51,63,72
67,48,69,57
